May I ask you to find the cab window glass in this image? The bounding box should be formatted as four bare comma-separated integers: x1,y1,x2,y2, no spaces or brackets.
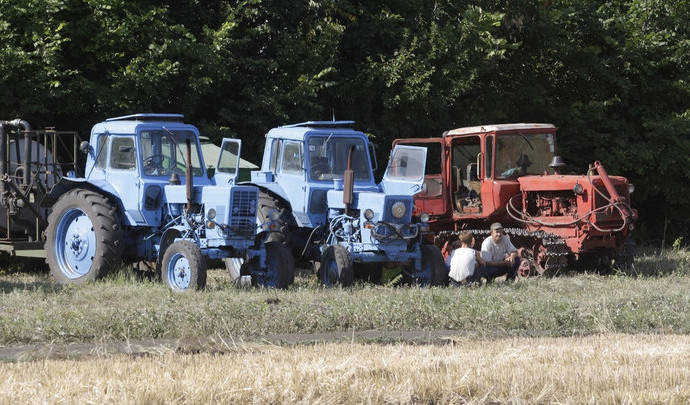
281,141,302,173
109,137,136,170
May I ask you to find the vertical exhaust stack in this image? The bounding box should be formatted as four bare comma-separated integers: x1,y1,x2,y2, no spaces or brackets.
185,138,193,212
343,145,355,216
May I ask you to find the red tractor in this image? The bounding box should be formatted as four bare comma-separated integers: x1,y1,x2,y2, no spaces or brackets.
394,123,637,276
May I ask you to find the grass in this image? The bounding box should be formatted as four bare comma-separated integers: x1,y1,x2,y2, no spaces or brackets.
0,246,689,346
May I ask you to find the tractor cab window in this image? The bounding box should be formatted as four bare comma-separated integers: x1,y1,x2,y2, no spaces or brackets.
95,134,109,169
450,136,481,189
140,130,204,177
307,136,371,181
268,138,281,172
110,137,136,170
281,141,303,173
495,132,556,179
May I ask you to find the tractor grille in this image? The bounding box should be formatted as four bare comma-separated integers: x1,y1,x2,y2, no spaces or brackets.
229,188,258,234
382,198,412,223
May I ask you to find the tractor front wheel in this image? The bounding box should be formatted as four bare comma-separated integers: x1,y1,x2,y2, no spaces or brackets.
320,245,353,287
160,241,207,291
45,189,124,284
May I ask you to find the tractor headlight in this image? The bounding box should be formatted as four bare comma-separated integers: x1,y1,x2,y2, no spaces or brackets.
573,183,583,195
628,183,635,194
419,212,430,223
364,209,375,220
391,201,406,219
207,208,217,220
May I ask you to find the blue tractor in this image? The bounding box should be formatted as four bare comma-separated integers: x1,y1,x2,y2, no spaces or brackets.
244,121,446,286
43,114,293,290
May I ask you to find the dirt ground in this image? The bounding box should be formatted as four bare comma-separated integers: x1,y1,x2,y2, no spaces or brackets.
0,330,465,362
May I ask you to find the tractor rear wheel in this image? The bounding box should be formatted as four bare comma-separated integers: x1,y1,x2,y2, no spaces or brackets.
160,241,207,291
320,245,353,287
46,189,124,284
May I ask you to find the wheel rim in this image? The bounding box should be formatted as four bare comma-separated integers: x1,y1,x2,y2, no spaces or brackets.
518,258,532,278
54,207,97,279
166,252,191,290
533,243,548,275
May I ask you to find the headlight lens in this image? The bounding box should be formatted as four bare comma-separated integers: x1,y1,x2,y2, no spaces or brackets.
364,209,374,220
419,212,430,223
391,201,406,219
573,183,583,195
207,208,217,220
628,183,635,194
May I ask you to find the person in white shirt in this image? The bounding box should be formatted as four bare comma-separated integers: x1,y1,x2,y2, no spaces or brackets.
448,232,486,286
480,222,520,282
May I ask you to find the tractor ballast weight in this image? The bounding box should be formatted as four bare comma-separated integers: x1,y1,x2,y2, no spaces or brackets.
246,121,446,286
0,114,294,290
394,123,637,276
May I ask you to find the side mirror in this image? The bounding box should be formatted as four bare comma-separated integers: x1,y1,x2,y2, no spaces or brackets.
80,141,91,154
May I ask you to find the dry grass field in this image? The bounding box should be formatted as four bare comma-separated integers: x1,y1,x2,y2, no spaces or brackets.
1,333,689,404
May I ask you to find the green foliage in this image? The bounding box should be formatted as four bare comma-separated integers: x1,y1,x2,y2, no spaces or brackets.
0,0,688,242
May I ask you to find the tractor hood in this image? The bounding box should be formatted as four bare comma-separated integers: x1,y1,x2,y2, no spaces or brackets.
518,173,631,193
327,189,415,223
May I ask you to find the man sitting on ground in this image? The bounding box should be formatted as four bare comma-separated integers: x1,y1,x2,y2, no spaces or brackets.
479,222,520,283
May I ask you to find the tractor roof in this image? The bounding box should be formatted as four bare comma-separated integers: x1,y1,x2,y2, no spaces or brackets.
92,113,197,135
105,113,185,122
444,123,556,137
266,121,362,142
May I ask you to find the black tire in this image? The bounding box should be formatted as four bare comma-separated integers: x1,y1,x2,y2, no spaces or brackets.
160,241,207,291
258,192,293,244
320,245,353,287
45,189,124,284
422,244,448,286
252,241,295,289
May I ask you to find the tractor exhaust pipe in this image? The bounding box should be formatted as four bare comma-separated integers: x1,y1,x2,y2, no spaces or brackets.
343,145,355,216
185,138,193,212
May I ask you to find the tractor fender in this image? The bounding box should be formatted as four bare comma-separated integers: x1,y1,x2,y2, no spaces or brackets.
41,177,121,209
157,227,183,264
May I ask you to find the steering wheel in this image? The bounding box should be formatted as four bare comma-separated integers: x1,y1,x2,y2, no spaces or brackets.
143,155,164,174
311,160,330,179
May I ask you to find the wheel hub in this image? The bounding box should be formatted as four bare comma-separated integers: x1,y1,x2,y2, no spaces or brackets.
68,231,89,260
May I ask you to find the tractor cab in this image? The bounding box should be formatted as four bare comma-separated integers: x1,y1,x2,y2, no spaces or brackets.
393,123,558,221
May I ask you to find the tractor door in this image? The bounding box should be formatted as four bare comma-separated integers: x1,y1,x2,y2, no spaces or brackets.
391,138,447,216
380,144,427,195
213,138,242,185
449,135,484,215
